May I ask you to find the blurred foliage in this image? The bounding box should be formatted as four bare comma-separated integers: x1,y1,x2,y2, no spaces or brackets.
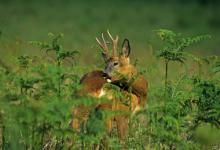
0,30,219,149
156,29,210,63
155,29,210,94
0,0,220,63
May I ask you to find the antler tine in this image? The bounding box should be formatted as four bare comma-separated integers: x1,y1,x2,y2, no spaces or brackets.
107,30,114,41
107,30,119,56
101,33,107,46
96,37,102,47
96,33,109,55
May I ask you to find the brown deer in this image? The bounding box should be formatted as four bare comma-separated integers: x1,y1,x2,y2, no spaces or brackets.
70,31,148,142
97,31,148,112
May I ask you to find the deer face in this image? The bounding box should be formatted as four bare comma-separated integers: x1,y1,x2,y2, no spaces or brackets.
96,31,134,80
103,39,131,77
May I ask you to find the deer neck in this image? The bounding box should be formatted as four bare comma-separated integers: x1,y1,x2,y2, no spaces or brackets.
119,64,137,79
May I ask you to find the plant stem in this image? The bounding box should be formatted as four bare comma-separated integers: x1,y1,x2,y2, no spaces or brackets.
0,118,4,150
165,59,169,95
57,60,61,98
40,122,46,149
31,120,36,150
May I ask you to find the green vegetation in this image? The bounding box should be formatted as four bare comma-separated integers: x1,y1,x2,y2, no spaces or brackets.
0,30,219,149
0,0,220,149
155,29,210,92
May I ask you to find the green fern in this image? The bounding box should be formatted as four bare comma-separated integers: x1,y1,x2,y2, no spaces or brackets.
155,29,210,94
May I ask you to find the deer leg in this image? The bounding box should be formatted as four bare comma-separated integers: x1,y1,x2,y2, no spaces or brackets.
96,103,114,135
70,105,91,131
115,115,129,142
106,118,113,135
70,108,81,131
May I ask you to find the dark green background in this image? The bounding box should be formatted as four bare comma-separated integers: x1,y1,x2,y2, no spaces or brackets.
0,0,219,64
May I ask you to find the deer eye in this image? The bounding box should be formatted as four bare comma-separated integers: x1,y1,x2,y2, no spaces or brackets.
113,62,119,66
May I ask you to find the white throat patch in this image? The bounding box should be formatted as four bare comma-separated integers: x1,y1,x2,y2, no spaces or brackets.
98,88,106,98
107,79,111,83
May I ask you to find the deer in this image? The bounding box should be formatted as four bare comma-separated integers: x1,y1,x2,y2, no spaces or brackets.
97,31,148,111
70,31,148,142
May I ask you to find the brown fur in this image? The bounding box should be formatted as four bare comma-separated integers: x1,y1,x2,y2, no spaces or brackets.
99,36,148,141
108,56,148,109
70,70,140,141
70,71,108,130
111,74,148,113
71,33,148,143
78,70,107,97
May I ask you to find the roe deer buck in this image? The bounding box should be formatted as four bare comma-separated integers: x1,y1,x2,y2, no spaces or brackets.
70,31,148,141
97,31,148,112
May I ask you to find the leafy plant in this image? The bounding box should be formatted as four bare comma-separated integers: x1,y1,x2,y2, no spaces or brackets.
155,29,211,93
191,77,220,128
30,33,79,97
214,60,220,73
0,30,219,150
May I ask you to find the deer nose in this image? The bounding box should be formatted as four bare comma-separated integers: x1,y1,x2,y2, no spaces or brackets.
102,70,110,77
103,69,108,75
102,71,112,83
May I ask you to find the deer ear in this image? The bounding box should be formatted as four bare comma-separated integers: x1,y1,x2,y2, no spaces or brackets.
122,39,130,57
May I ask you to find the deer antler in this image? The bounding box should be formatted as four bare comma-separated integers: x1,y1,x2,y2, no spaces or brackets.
96,33,109,58
96,30,119,58
107,30,119,57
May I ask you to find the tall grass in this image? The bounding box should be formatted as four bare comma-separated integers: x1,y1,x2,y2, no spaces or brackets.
0,31,219,149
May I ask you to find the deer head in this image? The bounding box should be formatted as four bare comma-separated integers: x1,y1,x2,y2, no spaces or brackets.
96,30,137,81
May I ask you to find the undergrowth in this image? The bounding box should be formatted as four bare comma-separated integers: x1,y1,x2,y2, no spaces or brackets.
0,30,219,150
